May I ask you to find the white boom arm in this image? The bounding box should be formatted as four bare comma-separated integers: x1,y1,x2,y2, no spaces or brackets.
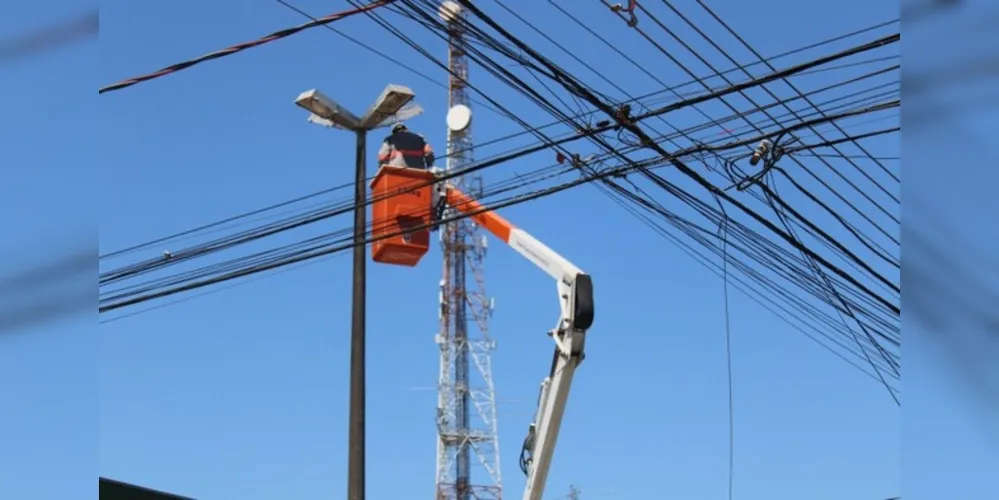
440,184,595,500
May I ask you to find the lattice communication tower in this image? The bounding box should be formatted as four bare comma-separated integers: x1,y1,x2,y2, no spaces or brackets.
434,2,503,500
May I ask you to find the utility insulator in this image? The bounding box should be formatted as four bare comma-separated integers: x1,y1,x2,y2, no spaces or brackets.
750,139,772,166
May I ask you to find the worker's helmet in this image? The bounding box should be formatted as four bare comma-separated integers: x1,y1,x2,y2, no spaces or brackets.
392,122,408,133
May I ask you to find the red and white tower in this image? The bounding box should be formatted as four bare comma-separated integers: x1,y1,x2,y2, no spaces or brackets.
434,1,503,499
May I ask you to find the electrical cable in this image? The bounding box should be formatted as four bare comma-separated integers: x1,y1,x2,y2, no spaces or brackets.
117,23,900,312
566,0,900,237
101,88,890,304
678,0,901,186
98,0,398,94
98,157,660,312
380,0,900,324
520,17,904,310
553,0,901,268
422,1,900,384
101,162,577,302
99,139,900,384
272,0,511,118
716,195,736,500
608,0,901,242
591,1,901,288
765,175,901,399
734,121,902,372
100,252,349,324
279,0,901,175
97,12,904,386
599,163,900,381
100,180,357,261
454,0,899,315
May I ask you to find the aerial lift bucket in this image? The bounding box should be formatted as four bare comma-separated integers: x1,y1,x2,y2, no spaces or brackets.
369,165,437,267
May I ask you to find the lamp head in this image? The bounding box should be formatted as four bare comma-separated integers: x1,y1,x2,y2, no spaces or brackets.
294,89,361,130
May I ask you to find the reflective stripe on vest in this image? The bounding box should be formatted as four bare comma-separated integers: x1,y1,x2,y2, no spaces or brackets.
395,149,425,157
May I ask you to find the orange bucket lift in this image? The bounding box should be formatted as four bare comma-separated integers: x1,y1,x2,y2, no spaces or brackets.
369,165,437,267
369,161,596,500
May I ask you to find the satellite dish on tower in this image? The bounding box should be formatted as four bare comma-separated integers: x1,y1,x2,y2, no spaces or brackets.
439,1,462,23
447,104,472,132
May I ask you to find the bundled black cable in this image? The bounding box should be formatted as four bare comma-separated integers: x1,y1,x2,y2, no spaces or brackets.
99,13,901,394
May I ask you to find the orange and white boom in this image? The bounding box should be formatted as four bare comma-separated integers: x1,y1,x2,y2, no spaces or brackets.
435,178,595,500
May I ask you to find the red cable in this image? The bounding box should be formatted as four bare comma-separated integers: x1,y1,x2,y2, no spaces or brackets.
99,0,396,94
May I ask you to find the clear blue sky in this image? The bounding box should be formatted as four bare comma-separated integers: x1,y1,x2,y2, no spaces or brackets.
1,0,994,499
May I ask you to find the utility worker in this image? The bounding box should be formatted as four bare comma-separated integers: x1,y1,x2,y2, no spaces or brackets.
377,123,436,170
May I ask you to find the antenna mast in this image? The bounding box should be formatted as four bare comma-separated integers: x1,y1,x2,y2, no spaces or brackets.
435,2,503,500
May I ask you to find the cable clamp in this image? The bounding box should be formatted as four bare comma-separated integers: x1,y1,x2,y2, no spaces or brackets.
610,0,639,27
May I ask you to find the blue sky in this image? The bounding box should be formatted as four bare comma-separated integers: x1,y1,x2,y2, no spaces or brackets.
1,0,994,499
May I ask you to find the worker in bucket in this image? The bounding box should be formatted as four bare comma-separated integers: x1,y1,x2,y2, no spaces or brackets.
378,123,436,170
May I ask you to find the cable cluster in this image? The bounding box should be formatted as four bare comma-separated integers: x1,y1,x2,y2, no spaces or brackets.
101,2,902,401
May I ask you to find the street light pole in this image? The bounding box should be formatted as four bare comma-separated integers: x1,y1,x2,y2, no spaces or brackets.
348,129,367,500
293,85,422,500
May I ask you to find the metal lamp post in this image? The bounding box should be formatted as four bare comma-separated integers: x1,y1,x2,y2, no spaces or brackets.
294,84,423,500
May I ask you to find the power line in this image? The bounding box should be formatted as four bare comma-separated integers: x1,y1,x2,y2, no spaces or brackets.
97,18,900,389
99,252,347,324
549,0,900,266
99,181,357,261
99,157,580,304
101,96,896,306
690,0,901,184
98,0,398,94
101,98,897,303
608,0,901,238
102,25,893,270
98,158,657,313
718,198,736,500
458,0,899,308
100,65,898,274
438,1,900,392
273,0,509,118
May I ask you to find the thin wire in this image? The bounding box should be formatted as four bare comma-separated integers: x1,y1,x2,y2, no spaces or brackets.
97,7,904,384
98,159,658,312
624,1,901,227
273,0,510,118
100,180,356,260
794,153,900,160
101,98,893,309
439,0,900,375
101,69,898,267
717,196,735,500
100,253,345,324
429,0,900,311
459,0,901,310
688,0,902,185
764,178,902,399
98,0,397,93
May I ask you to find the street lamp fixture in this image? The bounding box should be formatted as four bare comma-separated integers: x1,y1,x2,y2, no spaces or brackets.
293,83,422,500
295,83,421,132
295,88,362,130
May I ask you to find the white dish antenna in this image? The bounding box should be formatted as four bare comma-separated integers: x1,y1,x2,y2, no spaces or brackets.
446,104,472,132
439,1,462,23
